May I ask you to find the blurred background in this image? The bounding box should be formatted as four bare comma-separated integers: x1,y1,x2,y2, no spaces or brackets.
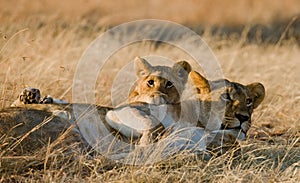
1,0,300,44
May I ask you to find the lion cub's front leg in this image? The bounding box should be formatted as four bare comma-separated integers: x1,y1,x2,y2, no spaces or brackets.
105,103,166,146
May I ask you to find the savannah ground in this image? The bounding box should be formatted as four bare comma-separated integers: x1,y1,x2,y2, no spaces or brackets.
0,0,300,182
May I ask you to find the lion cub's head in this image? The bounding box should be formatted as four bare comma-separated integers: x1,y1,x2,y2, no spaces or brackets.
189,71,265,133
128,57,191,105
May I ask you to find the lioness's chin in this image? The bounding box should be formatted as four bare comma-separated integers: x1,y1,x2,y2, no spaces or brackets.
241,122,251,133
145,96,167,105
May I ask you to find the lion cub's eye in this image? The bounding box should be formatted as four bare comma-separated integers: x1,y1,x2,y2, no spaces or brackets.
221,93,231,101
246,98,253,107
147,80,154,87
165,81,174,89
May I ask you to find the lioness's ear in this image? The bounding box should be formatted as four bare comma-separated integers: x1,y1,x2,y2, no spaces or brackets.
189,71,210,94
134,57,153,77
247,82,265,109
172,60,192,82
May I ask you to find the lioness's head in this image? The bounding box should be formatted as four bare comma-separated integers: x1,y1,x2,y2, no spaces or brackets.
128,57,191,105
189,71,265,133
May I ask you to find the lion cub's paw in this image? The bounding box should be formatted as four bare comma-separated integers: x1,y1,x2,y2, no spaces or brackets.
11,87,68,106
11,87,41,106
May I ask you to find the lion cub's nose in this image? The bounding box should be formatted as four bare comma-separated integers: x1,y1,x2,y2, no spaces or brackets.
235,114,250,123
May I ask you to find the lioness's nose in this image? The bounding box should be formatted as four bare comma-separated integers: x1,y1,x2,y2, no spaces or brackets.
235,114,249,122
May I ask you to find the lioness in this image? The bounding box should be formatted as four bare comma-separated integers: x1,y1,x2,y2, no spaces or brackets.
2,57,192,155
188,70,265,149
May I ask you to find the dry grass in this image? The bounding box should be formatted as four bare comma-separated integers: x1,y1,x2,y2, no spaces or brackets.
0,0,300,182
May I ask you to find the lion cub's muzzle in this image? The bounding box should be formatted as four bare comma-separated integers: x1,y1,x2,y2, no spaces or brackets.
222,113,251,133
148,92,168,105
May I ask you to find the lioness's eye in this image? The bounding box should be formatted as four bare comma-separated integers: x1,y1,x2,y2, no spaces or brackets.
221,93,231,101
165,81,173,89
147,80,154,87
246,98,253,107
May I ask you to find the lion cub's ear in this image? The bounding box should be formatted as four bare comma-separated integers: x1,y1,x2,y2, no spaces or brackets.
172,60,192,82
189,71,210,94
134,57,153,77
247,82,265,109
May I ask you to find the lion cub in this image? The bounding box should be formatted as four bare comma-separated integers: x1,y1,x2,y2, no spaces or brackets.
127,57,191,105
106,57,192,145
